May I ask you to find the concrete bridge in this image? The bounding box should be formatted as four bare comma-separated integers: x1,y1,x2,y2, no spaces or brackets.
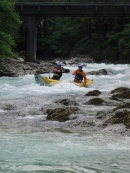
15,1,130,61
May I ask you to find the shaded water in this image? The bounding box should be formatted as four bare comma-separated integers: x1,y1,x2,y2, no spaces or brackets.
0,63,130,172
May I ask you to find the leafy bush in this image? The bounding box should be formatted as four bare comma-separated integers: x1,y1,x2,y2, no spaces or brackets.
0,0,21,58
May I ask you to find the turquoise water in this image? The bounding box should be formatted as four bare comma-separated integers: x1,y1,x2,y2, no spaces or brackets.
0,63,130,173
0,131,130,173
0,132,130,173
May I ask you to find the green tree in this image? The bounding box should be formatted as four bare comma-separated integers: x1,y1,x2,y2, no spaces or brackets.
118,24,130,62
0,0,21,58
103,23,130,63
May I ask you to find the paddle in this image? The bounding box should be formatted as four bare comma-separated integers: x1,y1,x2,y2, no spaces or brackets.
49,72,51,79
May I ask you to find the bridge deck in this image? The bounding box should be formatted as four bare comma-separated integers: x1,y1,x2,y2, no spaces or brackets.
15,2,130,17
16,0,130,3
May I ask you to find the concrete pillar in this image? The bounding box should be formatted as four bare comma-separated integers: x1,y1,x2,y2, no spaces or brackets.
26,16,38,62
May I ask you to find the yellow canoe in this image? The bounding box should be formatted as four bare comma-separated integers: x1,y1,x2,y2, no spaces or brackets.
34,74,93,87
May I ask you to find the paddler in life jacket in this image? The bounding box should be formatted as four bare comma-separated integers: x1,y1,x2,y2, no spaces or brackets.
72,64,87,86
51,63,62,80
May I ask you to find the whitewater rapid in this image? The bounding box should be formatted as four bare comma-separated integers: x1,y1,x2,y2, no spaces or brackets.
0,63,130,99
0,63,130,173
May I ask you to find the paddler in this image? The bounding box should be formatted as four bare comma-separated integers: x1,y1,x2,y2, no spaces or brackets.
72,64,87,86
51,63,62,80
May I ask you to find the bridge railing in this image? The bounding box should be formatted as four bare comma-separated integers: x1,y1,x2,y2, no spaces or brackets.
16,0,130,4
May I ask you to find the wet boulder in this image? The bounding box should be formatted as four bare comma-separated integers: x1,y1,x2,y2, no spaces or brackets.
46,107,79,122
85,90,102,96
110,87,130,94
111,91,130,99
110,87,130,100
87,98,105,105
104,110,130,129
87,69,107,76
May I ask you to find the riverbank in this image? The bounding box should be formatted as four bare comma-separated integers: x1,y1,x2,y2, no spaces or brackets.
0,57,54,77
0,56,94,77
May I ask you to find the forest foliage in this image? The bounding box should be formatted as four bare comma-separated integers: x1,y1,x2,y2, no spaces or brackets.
35,16,130,63
0,0,21,58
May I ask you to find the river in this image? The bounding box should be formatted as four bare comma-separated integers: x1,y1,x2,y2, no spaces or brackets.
0,63,130,173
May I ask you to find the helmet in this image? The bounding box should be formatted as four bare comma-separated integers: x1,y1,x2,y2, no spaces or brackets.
57,63,62,67
78,64,83,69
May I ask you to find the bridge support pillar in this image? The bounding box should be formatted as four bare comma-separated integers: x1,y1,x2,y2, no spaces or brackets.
26,16,38,62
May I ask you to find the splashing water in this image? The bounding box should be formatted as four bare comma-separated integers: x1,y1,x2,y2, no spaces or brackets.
0,63,130,173
0,63,130,99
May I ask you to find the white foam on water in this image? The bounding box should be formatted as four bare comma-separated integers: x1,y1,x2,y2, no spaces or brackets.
0,63,130,99
0,63,130,172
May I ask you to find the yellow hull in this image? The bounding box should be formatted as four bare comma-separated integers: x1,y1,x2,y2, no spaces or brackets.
70,80,93,87
41,75,61,85
34,74,93,87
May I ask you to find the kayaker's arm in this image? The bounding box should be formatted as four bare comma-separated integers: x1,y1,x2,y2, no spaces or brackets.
49,69,58,73
72,70,77,75
53,69,61,73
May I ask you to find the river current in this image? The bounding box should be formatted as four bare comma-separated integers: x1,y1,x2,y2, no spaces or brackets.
0,63,130,173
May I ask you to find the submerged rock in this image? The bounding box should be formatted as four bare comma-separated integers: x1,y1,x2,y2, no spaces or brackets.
46,107,79,122
96,111,107,119
85,90,102,96
55,99,78,106
113,102,130,111
3,104,15,110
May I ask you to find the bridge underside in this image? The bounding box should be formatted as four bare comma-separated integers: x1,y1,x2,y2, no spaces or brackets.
16,4,130,17
15,3,130,61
